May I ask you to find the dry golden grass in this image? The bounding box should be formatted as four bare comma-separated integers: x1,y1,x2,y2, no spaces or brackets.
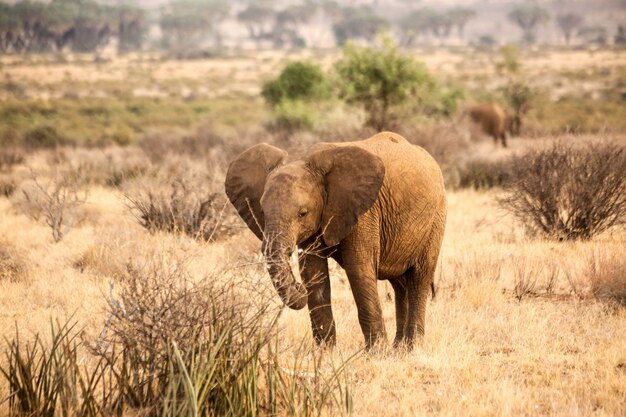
1,49,625,415
1,168,624,416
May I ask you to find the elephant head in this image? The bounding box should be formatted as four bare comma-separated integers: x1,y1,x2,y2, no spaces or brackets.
225,143,385,310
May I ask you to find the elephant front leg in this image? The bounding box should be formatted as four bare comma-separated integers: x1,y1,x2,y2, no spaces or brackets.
300,253,336,346
343,263,387,350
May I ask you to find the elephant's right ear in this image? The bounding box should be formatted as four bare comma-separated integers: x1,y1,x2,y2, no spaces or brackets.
225,143,288,240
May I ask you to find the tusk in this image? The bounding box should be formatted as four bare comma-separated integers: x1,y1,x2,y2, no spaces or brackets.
290,249,302,283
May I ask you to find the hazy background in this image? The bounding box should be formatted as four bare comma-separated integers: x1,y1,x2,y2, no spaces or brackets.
1,0,625,57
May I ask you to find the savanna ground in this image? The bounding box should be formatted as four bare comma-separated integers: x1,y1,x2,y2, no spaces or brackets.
0,47,625,416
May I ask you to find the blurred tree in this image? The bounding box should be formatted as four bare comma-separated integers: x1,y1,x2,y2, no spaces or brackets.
495,44,535,136
616,25,626,45
272,2,317,48
448,7,475,39
429,12,454,39
577,26,608,45
118,7,145,53
496,43,521,74
398,8,435,46
261,60,331,106
556,13,583,45
160,0,229,53
501,79,535,136
507,5,550,44
0,0,119,53
332,6,387,46
334,37,436,130
237,3,276,46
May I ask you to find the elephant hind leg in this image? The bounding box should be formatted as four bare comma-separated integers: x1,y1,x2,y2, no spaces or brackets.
405,221,445,348
390,277,408,348
404,264,434,347
500,132,508,147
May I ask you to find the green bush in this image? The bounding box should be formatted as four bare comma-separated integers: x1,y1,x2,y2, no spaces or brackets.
269,100,318,133
261,61,331,107
22,125,68,149
334,37,437,130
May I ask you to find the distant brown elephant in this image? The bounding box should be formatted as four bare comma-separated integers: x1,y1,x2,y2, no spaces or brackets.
225,132,447,350
467,103,509,147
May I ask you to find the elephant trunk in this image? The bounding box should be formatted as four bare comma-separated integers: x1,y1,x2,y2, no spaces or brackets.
262,232,307,310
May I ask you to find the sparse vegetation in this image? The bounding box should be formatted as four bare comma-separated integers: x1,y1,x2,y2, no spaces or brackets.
17,167,88,242
0,240,29,282
0,256,354,417
499,141,626,240
1,26,626,417
124,173,238,242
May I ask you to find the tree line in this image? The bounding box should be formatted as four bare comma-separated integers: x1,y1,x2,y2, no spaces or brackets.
0,0,144,54
0,0,624,55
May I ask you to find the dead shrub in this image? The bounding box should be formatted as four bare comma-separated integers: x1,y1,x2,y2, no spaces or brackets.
455,157,510,190
0,241,29,282
499,140,626,240
73,230,133,279
70,146,151,187
16,167,88,242
445,251,504,293
91,256,275,413
586,251,626,306
124,171,239,242
0,147,24,172
0,174,17,197
511,257,543,301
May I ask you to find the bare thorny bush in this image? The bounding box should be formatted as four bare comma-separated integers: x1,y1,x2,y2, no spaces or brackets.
1,254,354,417
90,255,279,414
124,168,240,242
499,140,626,240
17,166,88,242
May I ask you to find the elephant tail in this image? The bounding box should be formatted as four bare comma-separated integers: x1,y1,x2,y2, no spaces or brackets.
431,281,436,300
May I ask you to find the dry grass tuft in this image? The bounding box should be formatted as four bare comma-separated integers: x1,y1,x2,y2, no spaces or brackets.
586,250,626,306
0,174,16,197
0,147,24,172
69,146,151,187
0,240,29,283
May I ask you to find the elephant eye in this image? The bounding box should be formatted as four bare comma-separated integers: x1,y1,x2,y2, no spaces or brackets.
298,209,308,218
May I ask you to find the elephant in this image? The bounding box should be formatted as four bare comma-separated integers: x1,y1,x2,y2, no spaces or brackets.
224,132,447,350
467,103,509,147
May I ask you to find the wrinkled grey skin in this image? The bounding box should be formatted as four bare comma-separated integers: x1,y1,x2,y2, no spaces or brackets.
468,103,509,147
225,132,447,350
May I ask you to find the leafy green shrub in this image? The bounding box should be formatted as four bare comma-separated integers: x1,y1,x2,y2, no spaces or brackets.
262,61,331,107
501,78,536,136
334,37,437,130
499,141,626,240
268,100,318,134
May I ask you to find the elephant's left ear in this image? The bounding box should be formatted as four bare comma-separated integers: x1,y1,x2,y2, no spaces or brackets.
306,146,385,247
